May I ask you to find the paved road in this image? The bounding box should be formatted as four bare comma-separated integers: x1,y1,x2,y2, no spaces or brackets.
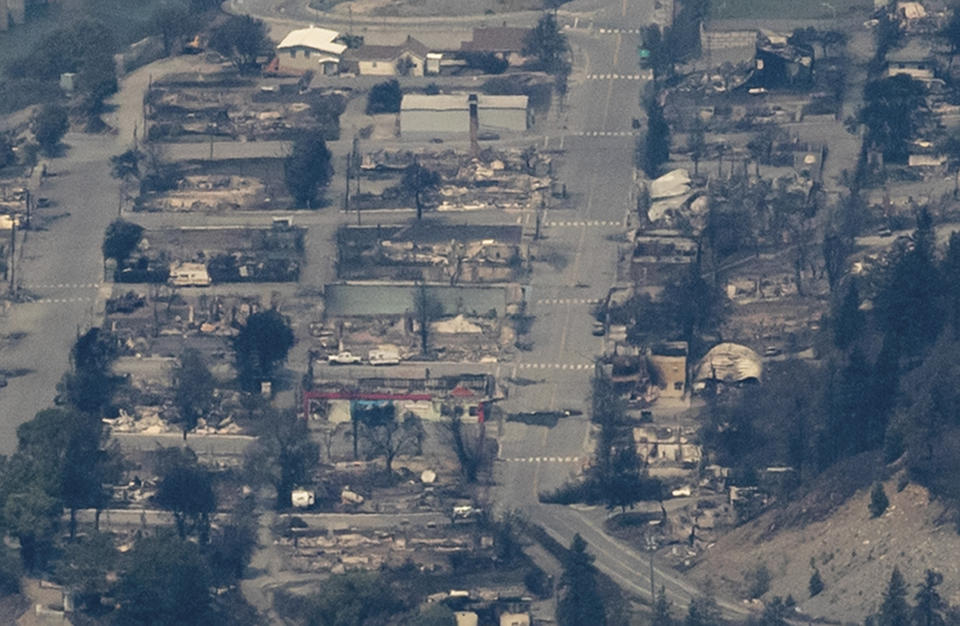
0,56,218,454
496,15,750,620
75,506,447,529
0,3,742,619
222,0,744,614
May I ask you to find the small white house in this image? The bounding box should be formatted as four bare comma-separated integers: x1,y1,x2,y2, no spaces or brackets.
342,36,431,77
276,25,347,75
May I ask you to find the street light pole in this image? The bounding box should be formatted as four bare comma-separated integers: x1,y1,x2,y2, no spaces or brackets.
8,219,15,297
645,535,658,602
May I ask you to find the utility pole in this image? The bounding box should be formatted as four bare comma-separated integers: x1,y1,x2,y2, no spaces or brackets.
8,218,15,296
645,535,657,602
143,74,151,140
353,134,361,226
344,152,351,214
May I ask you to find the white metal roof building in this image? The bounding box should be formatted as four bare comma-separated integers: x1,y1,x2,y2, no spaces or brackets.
400,93,530,136
276,26,347,74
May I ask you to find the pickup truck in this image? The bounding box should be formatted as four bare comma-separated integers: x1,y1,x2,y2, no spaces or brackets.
328,351,362,365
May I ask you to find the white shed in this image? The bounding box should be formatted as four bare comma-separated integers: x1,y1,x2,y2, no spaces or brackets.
400,93,530,136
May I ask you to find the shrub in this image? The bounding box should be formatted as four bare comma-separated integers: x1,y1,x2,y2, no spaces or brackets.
32,103,69,156
462,52,508,74
366,80,402,114
524,566,552,598
745,563,771,599
102,219,144,264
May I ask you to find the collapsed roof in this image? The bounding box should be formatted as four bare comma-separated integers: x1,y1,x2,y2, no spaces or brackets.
694,343,763,385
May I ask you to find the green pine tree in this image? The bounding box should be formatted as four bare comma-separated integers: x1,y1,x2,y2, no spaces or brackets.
878,567,910,626
809,569,824,597
684,592,720,626
832,279,864,351
652,586,673,626
913,570,945,626
870,482,890,518
557,534,606,626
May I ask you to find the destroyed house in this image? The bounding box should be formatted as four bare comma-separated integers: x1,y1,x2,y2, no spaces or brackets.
304,371,496,423
336,223,527,283
648,341,688,398
630,230,698,285
633,425,702,465
601,357,651,406
744,33,813,90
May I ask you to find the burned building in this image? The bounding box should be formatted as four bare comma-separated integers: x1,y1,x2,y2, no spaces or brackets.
336,222,528,284
304,368,498,423
745,32,814,90
629,230,699,286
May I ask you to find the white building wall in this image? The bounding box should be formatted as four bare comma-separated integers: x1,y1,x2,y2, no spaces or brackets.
277,46,340,73
358,60,398,76
400,109,468,135
478,107,528,132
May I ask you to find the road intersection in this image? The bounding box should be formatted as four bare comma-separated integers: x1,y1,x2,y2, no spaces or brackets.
0,0,753,616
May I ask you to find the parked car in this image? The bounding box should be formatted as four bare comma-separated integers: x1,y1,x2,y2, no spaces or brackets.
762,346,781,357
328,351,363,365
592,321,605,336
35,197,50,208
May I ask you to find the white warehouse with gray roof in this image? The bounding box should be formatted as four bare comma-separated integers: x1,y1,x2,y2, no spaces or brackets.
400,93,530,136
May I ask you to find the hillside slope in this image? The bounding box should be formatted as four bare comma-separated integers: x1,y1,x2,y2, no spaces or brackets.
688,466,960,622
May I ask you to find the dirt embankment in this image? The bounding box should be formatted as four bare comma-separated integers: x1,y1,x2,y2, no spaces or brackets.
689,457,960,623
